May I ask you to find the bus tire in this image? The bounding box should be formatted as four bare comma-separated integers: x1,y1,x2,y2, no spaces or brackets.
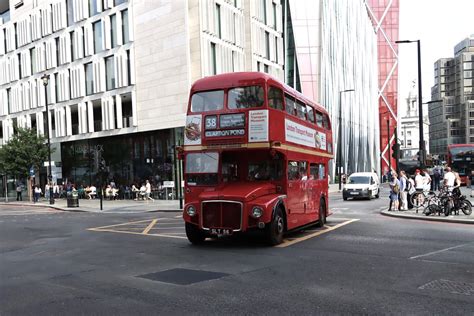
316,200,326,228
266,208,284,246
185,222,206,245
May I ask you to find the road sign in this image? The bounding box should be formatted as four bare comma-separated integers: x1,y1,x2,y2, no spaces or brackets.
163,181,175,188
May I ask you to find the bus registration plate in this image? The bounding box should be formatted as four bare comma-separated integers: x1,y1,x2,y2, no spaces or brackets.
210,228,233,236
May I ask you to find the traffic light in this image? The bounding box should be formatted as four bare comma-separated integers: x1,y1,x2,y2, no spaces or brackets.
391,143,400,160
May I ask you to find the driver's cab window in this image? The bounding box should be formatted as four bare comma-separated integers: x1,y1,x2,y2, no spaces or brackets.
288,161,307,181
371,177,376,185
222,162,239,182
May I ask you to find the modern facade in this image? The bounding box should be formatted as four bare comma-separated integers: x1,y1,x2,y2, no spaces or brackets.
0,0,382,198
366,0,400,175
429,35,474,160
284,0,380,177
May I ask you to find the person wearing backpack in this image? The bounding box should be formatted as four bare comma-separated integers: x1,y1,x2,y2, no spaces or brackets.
432,166,442,191
399,171,408,211
388,171,400,211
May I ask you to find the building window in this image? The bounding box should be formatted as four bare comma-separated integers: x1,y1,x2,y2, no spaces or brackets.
115,0,127,5
93,21,103,53
110,14,117,48
265,31,270,59
18,53,22,78
264,64,269,73
407,131,412,137
85,62,93,95
272,2,277,30
105,56,115,90
66,0,74,26
262,0,267,24
210,42,217,75
30,47,36,74
70,31,75,60
407,139,412,146
126,49,131,84
56,37,60,65
215,3,221,39
122,9,129,44
89,0,99,16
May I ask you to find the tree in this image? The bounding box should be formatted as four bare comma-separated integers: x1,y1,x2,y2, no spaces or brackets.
0,127,51,178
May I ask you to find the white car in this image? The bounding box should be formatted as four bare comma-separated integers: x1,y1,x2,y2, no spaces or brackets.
342,172,380,200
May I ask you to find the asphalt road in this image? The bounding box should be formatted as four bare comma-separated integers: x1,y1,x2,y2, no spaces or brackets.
1,188,473,315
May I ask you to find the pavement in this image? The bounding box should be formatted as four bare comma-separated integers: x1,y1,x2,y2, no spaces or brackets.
0,197,181,213
1,183,472,224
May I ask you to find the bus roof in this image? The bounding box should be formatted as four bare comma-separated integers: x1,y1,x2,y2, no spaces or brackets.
190,72,328,115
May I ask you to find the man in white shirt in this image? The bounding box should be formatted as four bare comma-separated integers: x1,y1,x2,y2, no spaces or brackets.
443,167,456,190
88,185,97,199
414,169,424,191
145,180,154,201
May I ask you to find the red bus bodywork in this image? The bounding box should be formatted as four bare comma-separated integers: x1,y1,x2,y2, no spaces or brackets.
182,72,333,245
447,144,474,185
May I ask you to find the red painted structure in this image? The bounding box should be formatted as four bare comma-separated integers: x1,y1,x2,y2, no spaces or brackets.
181,72,333,245
367,0,400,176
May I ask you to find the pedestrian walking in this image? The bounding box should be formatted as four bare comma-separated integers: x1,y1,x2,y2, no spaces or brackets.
398,171,408,211
16,182,23,201
145,180,154,201
33,185,42,203
432,166,442,191
388,172,400,211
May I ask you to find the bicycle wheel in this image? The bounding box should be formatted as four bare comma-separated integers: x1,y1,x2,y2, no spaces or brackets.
460,200,472,216
410,192,425,209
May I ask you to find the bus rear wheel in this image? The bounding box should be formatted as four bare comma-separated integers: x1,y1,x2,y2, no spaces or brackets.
185,222,206,245
266,208,284,245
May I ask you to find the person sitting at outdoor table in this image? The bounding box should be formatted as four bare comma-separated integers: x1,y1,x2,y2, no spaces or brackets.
139,184,146,200
132,184,139,200
87,185,97,199
105,185,113,200
112,187,119,200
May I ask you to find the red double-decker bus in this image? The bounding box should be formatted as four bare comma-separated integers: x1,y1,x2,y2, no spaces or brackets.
182,72,333,245
447,144,474,184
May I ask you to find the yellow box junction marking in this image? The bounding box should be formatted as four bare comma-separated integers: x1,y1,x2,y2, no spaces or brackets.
88,218,186,239
142,219,158,234
276,219,359,248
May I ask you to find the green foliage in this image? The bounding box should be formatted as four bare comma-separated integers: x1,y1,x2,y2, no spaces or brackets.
0,127,52,177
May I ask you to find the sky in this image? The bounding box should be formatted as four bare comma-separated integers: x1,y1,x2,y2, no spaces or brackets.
398,0,474,114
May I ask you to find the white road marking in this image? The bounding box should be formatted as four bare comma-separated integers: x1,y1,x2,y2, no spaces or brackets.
410,242,474,260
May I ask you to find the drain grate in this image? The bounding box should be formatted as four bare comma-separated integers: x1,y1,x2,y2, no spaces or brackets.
419,279,474,296
138,268,229,285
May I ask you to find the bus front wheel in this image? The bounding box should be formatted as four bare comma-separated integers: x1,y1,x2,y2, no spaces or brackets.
266,208,284,245
185,222,206,245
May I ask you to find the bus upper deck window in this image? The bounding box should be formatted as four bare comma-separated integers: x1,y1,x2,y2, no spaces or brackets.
306,105,315,123
191,90,224,112
296,100,306,120
285,94,295,115
228,86,264,109
322,114,329,129
268,86,284,110
316,112,323,127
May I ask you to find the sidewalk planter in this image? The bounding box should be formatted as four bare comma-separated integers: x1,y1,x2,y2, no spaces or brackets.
67,191,79,207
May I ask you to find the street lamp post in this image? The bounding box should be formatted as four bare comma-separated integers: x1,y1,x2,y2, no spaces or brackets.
338,89,355,191
41,74,54,205
396,39,425,167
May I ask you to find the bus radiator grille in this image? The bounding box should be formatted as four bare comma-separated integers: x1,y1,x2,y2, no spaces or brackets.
202,201,242,231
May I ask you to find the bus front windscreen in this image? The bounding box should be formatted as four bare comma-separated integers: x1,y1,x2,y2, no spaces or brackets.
185,152,219,186
228,86,264,109
191,90,224,112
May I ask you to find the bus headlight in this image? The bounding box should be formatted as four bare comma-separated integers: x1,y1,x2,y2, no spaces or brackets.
251,206,263,218
186,205,196,216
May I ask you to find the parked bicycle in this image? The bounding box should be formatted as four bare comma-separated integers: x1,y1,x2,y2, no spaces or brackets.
423,186,472,216
410,189,436,213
